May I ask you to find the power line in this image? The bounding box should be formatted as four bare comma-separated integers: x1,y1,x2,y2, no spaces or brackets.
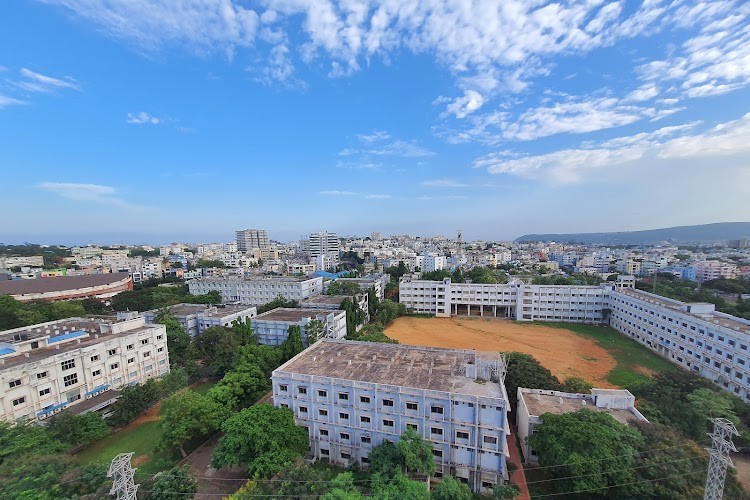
532,470,706,498
528,442,695,471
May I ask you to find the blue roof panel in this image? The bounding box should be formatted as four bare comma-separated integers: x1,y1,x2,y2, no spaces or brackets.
48,330,88,344
0,347,15,356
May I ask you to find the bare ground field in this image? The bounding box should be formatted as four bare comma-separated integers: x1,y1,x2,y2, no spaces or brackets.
386,316,618,387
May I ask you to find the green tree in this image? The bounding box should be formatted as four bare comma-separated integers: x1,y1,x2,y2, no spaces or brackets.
369,439,405,480
208,363,270,409
212,405,308,478
281,325,305,359
327,280,362,296
371,472,430,500
257,295,301,313
194,326,244,376
431,477,472,500
528,409,646,498
46,412,109,447
561,376,593,394
347,324,399,344
107,379,160,427
306,318,326,344
322,472,363,500
398,428,435,481
504,352,562,410
159,390,231,457
148,465,198,500
367,287,379,318
156,313,194,368
686,388,739,427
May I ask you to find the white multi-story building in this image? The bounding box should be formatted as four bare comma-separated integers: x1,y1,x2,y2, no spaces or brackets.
423,254,447,272
0,314,169,423
272,340,510,493
142,303,257,337
0,256,45,269
693,260,737,281
309,232,340,264
516,387,648,464
287,263,316,276
251,308,346,346
400,276,750,401
187,276,323,304
236,229,270,253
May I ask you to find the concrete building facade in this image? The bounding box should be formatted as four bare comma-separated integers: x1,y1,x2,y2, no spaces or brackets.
251,308,346,346
236,229,270,253
142,303,257,337
0,314,169,423
187,276,323,305
272,340,510,492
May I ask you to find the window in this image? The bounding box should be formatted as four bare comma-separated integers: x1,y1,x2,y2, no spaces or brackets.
360,396,371,404
299,406,308,413
320,429,329,436
483,436,498,445
157,347,164,353
382,398,394,407
127,344,134,351
431,405,444,414
341,452,351,460
360,416,371,424
340,432,350,440
339,412,349,420
361,436,371,444
406,402,418,411
61,359,75,371
321,448,330,456
92,369,101,377
143,351,151,358
141,339,149,345
37,371,48,379
431,427,444,435
90,355,100,362
127,357,135,364
298,386,308,394
406,423,418,431
432,449,443,458
39,388,50,396
63,373,78,387
318,389,327,397
108,349,117,356
383,419,394,427
319,409,328,417
338,392,349,401
9,379,22,388
157,334,163,340
279,384,288,392
456,431,469,439
111,363,119,369
12,397,26,406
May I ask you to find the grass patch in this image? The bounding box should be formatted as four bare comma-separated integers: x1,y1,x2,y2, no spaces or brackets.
533,322,677,387
76,420,175,474
192,379,219,396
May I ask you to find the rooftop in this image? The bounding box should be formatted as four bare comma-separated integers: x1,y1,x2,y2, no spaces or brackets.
254,307,340,322
521,389,644,426
276,339,506,399
0,272,131,295
193,276,320,283
300,295,349,306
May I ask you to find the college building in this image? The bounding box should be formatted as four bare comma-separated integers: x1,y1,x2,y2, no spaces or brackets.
272,340,510,493
142,303,257,337
187,276,323,304
251,308,347,346
0,272,133,302
399,276,750,401
0,313,169,423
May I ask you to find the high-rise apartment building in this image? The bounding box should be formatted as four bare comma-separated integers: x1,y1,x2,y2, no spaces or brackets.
308,232,340,259
235,229,270,253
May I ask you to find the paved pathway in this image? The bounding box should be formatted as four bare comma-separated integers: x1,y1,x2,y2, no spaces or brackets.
506,430,531,500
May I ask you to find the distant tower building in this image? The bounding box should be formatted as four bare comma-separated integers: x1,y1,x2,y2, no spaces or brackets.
457,228,464,244
308,232,340,264
371,231,382,241
236,229,270,253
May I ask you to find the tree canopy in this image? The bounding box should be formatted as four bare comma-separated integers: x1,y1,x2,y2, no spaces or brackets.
147,465,198,500
159,390,231,457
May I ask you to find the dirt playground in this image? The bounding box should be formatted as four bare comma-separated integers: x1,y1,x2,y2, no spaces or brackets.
385,316,618,387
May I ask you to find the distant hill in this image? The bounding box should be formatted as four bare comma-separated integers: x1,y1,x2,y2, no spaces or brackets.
515,222,750,245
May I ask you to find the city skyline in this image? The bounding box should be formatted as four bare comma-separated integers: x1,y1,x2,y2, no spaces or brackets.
2,1,750,243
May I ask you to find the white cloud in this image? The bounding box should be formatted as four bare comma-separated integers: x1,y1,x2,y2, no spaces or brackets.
320,190,356,196
444,90,484,119
17,68,80,92
367,140,434,158
365,194,391,199
36,182,138,208
421,179,469,188
626,84,659,102
126,112,160,125
356,131,390,143
0,94,27,108
475,113,750,184
337,161,381,170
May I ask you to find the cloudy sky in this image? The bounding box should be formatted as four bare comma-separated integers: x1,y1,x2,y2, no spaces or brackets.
1,0,749,244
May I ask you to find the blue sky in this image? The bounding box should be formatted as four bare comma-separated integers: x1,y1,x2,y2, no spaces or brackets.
1,0,749,244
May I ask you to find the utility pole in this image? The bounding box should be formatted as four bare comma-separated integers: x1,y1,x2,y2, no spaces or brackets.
704,418,739,500
108,453,139,500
